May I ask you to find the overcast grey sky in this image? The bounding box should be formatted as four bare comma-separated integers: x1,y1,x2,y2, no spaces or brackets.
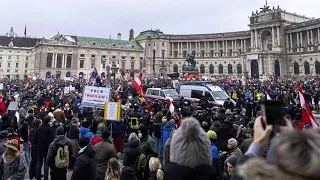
0,0,319,40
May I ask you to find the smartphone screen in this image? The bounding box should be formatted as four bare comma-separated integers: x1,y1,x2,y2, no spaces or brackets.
261,100,286,137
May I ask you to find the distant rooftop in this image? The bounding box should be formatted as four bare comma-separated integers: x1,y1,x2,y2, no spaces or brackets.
51,33,142,49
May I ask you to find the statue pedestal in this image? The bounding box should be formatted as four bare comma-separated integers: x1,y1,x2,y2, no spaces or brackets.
182,70,199,80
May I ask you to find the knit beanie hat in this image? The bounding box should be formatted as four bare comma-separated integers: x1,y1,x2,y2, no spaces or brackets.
170,117,211,168
56,126,64,136
228,138,238,149
79,136,90,148
207,130,217,140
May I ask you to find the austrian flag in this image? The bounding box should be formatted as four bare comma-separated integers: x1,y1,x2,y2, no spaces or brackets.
298,82,319,129
132,75,145,95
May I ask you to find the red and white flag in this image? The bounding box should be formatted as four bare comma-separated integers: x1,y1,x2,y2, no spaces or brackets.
27,75,32,81
167,97,175,113
132,75,145,95
298,82,319,129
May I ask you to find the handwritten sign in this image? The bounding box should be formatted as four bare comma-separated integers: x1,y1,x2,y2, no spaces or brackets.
104,102,121,121
82,86,110,108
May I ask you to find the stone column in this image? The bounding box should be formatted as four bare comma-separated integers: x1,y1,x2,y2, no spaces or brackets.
171,42,174,57
277,26,280,46
213,41,216,56
255,30,258,49
222,41,225,56
318,28,320,45
290,33,293,52
296,32,300,52
300,32,303,50
244,39,247,52
307,30,310,51
272,27,275,47
240,39,243,55
53,54,56,68
177,42,180,57
231,40,234,56
310,29,314,45
251,30,254,49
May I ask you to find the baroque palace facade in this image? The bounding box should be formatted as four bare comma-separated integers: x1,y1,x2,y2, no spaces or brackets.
1,4,320,79
136,5,320,78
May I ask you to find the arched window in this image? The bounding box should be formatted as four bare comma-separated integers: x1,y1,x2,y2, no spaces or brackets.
173,64,178,73
218,64,223,74
227,64,233,74
237,64,242,74
46,71,51,78
294,62,299,75
200,64,205,73
304,61,310,75
274,60,280,76
201,50,205,57
66,72,71,77
210,50,214,57
209,64,214,74
315,61,320,74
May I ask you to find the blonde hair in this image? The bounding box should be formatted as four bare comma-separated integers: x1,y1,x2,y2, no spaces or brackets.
97,122,106,132
128,132,138,141
149,157,164,180
105,158,120,180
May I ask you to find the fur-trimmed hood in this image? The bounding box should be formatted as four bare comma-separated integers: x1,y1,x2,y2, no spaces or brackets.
238,158,306,180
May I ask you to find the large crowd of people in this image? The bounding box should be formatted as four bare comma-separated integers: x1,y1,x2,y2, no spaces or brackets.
0,76,319,180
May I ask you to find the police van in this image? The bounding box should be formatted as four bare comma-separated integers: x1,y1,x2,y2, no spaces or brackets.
144,88,179,104
178,82,235,107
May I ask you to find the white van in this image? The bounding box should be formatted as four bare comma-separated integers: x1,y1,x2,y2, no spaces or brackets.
179,83,235,107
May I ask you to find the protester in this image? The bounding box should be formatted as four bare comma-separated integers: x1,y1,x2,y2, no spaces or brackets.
164,117,218,180
46,126,73,180
0,139,26,179
79,120,94,140
149,157,164,180
105,157,120,180
123,133,141,168
71,136,96,180
120,166,137,180
92,122,106,146
29,118,41,179
94,130,118,180
67,117,80,169
36,115,55,180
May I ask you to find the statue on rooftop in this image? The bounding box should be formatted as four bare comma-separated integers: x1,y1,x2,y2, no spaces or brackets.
5,27,17,38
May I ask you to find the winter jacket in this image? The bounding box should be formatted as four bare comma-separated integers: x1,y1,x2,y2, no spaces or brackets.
0,102,7,116
162,121,175,148
93,140,118,180
0,120,14,132
29,127,38,157
68,125,80,140
217,121,236,151
79,128,94,140
123,139,141,168
0,153,26,180
35,123,55,155
46,135,73,172
239,138,253,154
211,143,219,159
18,121,31,142
153,118,162,139
71,144,96,180
164,162,218,180
0,139,7,157
140,135,158,160
111,120,125,137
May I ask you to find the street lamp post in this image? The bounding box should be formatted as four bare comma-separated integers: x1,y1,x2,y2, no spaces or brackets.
111,65,119,89
106,65,111,88
243,71,249,90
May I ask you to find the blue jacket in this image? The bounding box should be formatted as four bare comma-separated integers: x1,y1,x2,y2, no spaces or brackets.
211,143,219,159
111,120,126,137
162,121,175,147
79,128,94,140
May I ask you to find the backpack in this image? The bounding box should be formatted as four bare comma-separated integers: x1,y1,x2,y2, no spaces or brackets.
129,117,140,130
54,145,69,168
134,152,147,177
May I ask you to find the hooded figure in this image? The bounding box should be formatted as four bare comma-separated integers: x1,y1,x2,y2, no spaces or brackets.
164,117,218,180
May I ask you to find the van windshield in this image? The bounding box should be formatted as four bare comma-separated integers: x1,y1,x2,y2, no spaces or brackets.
164,89,178,97
211,91,229,100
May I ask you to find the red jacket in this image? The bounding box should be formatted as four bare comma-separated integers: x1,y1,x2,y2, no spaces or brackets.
0,101,7,116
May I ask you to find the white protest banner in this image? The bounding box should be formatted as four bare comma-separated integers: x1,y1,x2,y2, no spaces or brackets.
82,86,110,108
64,86,75,94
